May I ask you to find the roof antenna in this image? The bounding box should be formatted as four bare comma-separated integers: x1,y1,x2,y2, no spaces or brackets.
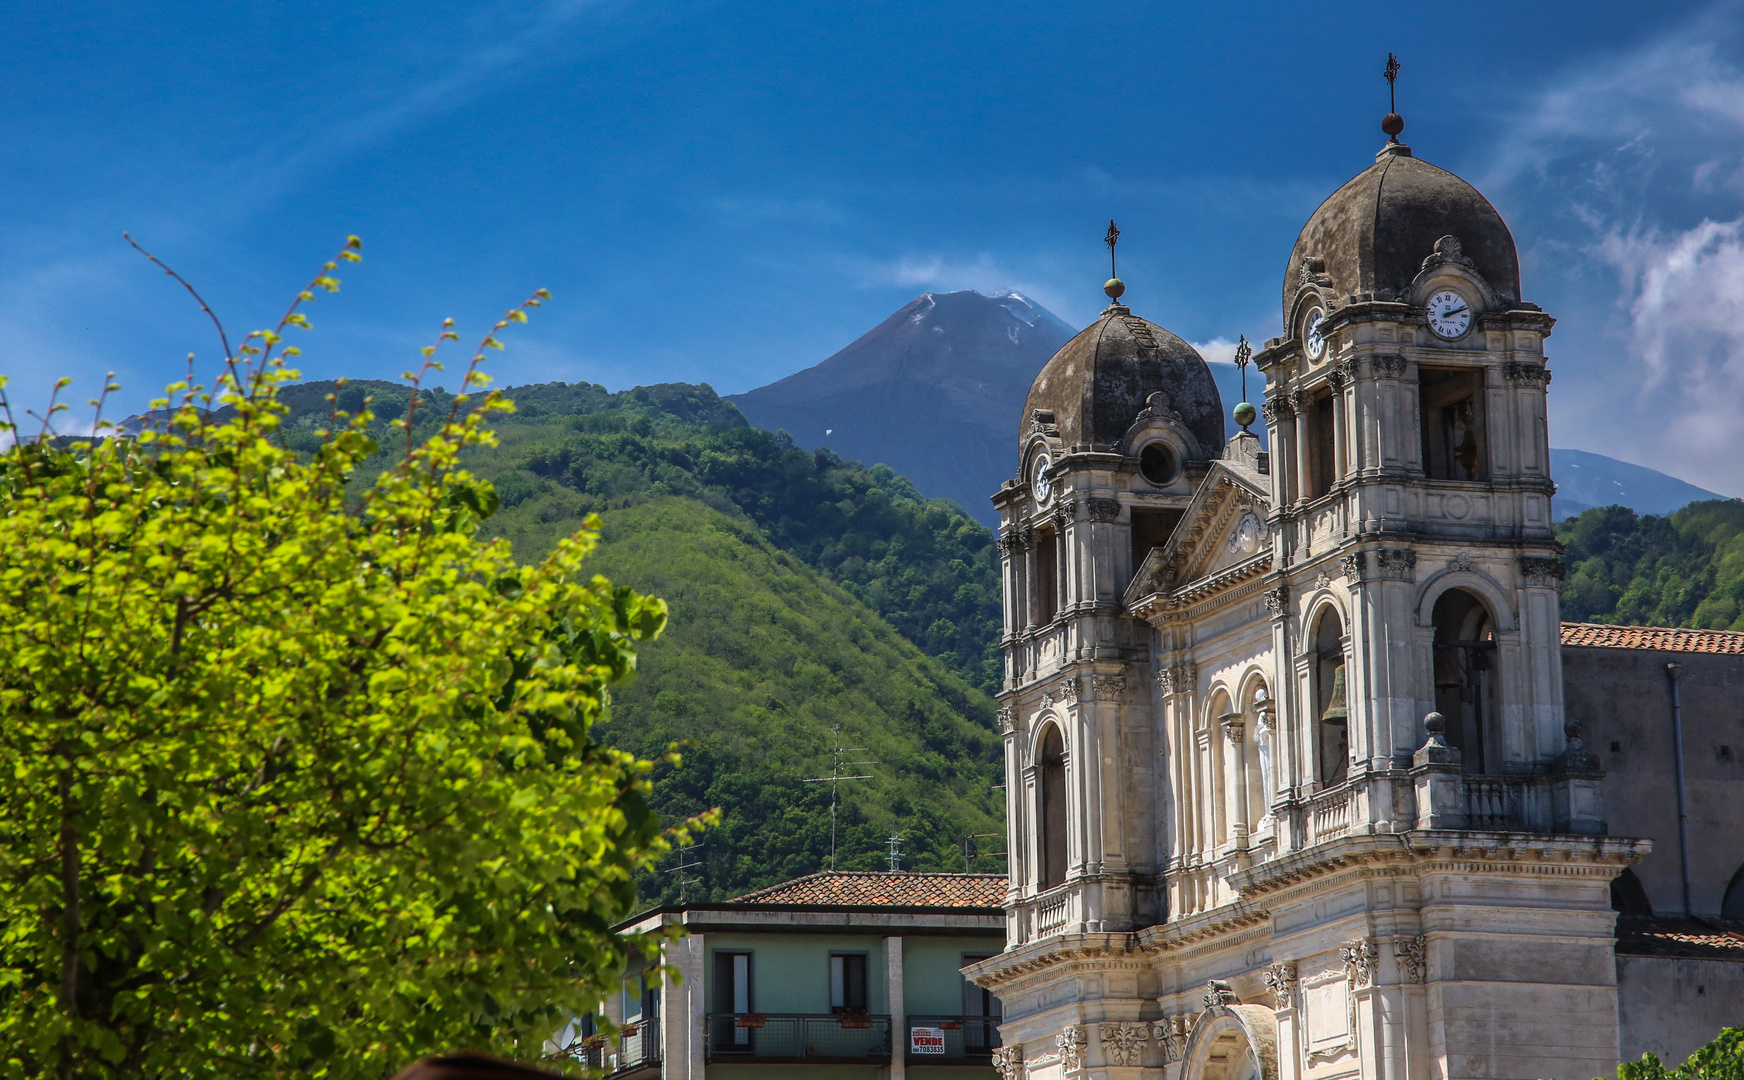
803,724,875,871
664,842,703,903
887,832,904,872
1104,220,1126,304
1382,53,1405,143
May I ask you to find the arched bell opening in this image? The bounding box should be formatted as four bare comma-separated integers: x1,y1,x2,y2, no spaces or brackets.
1312,608,1349,787
1431,587,1497,774
1036,724,1068,891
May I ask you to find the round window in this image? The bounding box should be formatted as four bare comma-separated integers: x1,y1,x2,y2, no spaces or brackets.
1139,443,1179,486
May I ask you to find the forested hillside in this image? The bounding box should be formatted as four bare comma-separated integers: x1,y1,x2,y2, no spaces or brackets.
1558,499,1744,629
248,378,1010,901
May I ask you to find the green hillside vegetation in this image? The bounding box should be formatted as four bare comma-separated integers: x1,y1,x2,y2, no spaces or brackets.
1558,499,1744,629
243,378,1009,901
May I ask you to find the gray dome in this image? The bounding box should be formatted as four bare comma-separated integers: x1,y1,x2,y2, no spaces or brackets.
1021,304,1224,455
1284,145,1520,323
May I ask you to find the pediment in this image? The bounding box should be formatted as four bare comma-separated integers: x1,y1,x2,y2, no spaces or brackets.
1126,459,1272,609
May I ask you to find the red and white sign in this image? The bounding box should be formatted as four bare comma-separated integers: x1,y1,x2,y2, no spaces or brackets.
910,1026,946,1055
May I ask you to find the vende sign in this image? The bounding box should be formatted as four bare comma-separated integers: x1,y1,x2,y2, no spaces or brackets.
910,1026,946,1055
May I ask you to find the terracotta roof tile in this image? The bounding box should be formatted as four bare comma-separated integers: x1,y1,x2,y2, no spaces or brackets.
730,871,1006,909
1614,917,1744,960
1560,622,1744,655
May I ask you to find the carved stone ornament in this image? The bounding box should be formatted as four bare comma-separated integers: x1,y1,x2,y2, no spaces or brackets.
1313,571,1333,591
1029,408,1059,436
1088,497,1121,523
1135,389,1181,424
1420,234,1477,273
1299,256,1328,288
1203,979,1239,1008
1100,1022,1149,1067
1057,1025,1088,1073
1447,553,1476,575
1051,504,1074,529
991,1045,1024,1080
1221,715,1246,743
1373,354,1408,379
1503,360,1551,386
1375,547,1417,581
1341,939,1378,988
1261,398,1294,424
997,532,1030,556
1263,961,1298,1010
1090,674,1127,701
996,706,1016,735
1394,936,1427,984
1340,552,1363,582
1157,662,1197,697
1058,679,1081,705
1263,585,1289,615
1560,717,1601,771
1520,555,1567,585
1154,1016,1187,1063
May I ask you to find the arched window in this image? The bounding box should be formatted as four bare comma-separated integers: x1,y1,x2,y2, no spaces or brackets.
1313,609,1348,787
1038,725,1068,890
1722,863,1744,921
1431,588,1496,773
1610,867,1653,917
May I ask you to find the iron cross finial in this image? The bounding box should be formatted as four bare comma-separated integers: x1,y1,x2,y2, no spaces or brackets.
1105,219,1120,277
1385,53,1401,114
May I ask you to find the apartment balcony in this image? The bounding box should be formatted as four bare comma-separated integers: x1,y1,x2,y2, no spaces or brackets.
904,1015,1003,1065
568,1022,659,1079
705,1012,892,1066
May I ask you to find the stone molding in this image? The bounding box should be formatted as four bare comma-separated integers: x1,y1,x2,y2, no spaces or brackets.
991,1045,1024,1080
1520,555,1566,585
1088,674,1127,702
1341,938,1378,987
1373,354,1408,379
1503,360,1551,386
1088,497,1121,522
1100,1021,1149,1067
1203,978,1239,1008
996,706,1016,735
1155,1016,1188,1063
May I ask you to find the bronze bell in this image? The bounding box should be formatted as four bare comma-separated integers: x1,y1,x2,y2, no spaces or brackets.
1321,664,1349,725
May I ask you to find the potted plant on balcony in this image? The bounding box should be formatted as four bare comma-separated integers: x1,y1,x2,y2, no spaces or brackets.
619,1022,638,1038
839,1009,872,1029
580,1034,607,1051
736,1012,767,1029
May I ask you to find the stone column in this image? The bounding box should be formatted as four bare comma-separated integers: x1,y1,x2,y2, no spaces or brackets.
886,935,906,1080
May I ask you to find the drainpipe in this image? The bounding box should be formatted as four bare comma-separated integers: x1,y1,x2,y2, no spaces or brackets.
1667,663,1693,918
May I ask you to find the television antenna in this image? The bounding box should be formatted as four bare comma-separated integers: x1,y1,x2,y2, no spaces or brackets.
664,842,703,903
803,725,875,871
962,832,1007,872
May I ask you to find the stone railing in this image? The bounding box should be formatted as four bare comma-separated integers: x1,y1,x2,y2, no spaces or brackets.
1462,775,1550,830
1035,888,1070,934
1306,783,1354,843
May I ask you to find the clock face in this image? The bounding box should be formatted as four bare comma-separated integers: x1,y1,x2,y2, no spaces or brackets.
1427,290,1472,339
1304,308,1326,359
1032,454,1053,503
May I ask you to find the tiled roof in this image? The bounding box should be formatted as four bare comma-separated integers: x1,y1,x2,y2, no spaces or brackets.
1560,622,1744,655
1614,917,1744,960
730,871,1007,909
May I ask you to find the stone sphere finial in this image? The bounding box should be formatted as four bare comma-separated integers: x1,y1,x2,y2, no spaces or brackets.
1104,277,1126,300
1424,711,1446,737
1382,112,1405,138
1234,401,1257,429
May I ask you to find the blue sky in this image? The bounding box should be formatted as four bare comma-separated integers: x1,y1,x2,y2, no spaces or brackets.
6,0,1744,493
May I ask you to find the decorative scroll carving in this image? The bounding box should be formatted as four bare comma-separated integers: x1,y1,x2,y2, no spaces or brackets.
1394,936,1427,983
1300,256,1329,288
1221,715,1246,743
1154,1016,1187,1063
992,1045,1024,1080
1157,662,1197,697
1374,547,1417,580
1263,585,1289,615
1340,552,1363,582
1341,939,1378,988
1421,234,1476,272
1373,354,1408,379
1057,1025,1088,1073
1503,361,1551,386
1447,553,1476,575
996,707,1016,734
1203,979,1239,1008
1088,497,1121,523
1135,388,1181,423
1261,398,1294,424
1313,570,1332,591
1029,408,1059,436
1051,504,1074,529
1520,555,1566,585
1287,390,1308,413
1090,674,1127,701
1100,1022,1149,1067
1058,679,1080,705
997,532,1030,555
1263,961,1298,1010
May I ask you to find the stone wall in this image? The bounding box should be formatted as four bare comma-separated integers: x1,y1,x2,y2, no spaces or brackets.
1563,646,1744,918
1616,954,1744,1064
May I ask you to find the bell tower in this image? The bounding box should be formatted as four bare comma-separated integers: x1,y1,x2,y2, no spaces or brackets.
1251,109,1594,841
993,248,1225,945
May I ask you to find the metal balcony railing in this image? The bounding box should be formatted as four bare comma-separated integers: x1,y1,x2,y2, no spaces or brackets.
705,1013,891,1064
904,1015,1002,1063
560,1023,660,1077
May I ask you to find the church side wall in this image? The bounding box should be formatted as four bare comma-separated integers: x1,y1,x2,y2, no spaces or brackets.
1562,646,1744,917
1616,955,1744,1065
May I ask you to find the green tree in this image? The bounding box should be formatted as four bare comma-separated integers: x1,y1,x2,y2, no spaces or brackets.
0,242,697,1076
1611,1028,1744,1080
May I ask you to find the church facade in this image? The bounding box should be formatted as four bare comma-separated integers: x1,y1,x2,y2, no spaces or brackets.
966,122,1744,1080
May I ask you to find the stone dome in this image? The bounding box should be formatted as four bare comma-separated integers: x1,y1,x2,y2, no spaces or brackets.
1284,144,1520,322
1021,303,1224,455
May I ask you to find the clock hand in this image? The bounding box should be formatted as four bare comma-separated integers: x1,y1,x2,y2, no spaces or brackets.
1442,305,1468,317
